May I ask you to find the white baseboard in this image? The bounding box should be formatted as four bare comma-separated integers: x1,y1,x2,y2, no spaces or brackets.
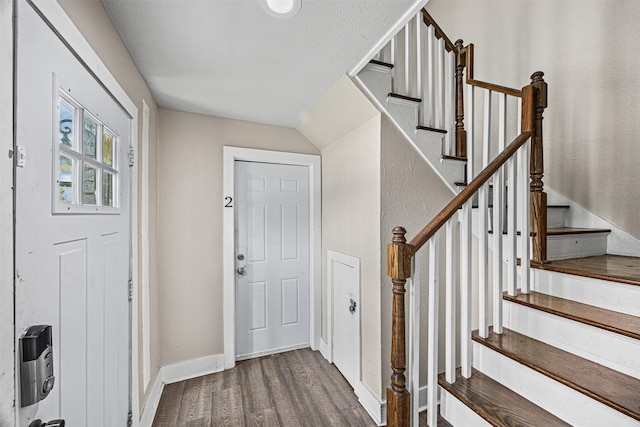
139,371,164,427
355,382,385,425
138,353,225,426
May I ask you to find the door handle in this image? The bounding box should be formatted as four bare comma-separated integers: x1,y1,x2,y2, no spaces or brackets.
237,267,247,276
29,420,65,427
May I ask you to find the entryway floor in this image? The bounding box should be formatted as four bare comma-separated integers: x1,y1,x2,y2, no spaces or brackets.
152,348,376,426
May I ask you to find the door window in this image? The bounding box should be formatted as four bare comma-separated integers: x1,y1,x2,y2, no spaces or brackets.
54,91,120,213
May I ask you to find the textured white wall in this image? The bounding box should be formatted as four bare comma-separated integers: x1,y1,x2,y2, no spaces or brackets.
428,0,640,239
157,109,319,366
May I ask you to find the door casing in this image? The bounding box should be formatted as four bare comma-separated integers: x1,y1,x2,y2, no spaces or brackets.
223,147,321,369
10,1,140,424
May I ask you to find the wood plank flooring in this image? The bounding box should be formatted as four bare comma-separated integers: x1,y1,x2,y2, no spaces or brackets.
152,349,377,427
438,367,570,426
473,328,640,421
533,254,640,286
504,291,640,340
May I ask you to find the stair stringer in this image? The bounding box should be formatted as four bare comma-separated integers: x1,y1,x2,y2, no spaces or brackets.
354,64,464,194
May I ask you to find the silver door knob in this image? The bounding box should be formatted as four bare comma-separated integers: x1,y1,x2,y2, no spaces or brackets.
237,267,246,276
237,254,245,261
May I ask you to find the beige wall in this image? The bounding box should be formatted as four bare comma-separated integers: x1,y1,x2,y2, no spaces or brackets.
428,0,640,239
320,115,383,396
58,0,161,408
157,109,319,365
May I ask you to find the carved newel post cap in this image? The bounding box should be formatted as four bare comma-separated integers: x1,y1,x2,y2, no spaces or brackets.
531,71,545,82
455,39,464,48
391,226,407,243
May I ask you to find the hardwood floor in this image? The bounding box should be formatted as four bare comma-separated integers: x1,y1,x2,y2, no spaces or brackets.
152,348,377,426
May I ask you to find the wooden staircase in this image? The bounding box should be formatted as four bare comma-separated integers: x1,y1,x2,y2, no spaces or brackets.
352,6,640,427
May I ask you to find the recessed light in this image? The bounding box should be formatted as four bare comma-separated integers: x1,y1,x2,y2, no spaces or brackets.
260,0,301,18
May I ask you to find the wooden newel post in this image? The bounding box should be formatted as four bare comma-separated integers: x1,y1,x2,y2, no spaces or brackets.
387,226,413,427
454,39,467,158
529,71,548,263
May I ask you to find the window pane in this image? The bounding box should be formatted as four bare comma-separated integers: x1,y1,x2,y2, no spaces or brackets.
82,163,97,205
59,155,74,204
59,99,75,148
83,115,98,159
103,131,114,166
103,172,114,207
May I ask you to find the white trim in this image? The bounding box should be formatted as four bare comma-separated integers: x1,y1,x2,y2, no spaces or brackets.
319,338,331,362
139,354,225,427
141,100,151,392
161,354,225,385
223,147,321,369
26,1,141,424
138,372,164,427
0,1,15,426
354,382,385,426
349,0,431,76
236,343,309,362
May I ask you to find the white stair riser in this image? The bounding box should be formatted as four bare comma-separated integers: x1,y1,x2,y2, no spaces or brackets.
547,233,608,260
473,342,640,427
533,269,640,317
547,207,568,228
440,387,491,427
504,300,640,379
355,66,465,190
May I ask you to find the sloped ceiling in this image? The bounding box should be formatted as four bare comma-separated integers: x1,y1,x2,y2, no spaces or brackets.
102,0,421,128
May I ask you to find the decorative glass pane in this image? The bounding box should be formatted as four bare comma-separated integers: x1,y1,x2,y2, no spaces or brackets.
82,163,97,205
103,172,114,207
59,155,74,204
103,131,114,166
59,99,75,148
83,115,98,159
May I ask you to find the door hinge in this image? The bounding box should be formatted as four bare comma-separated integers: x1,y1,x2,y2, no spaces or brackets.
127,410,133,427
128,279,133,301
128,147,135,167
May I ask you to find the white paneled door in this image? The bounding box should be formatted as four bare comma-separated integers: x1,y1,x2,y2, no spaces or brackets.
15,1,131,425
235,161,310,359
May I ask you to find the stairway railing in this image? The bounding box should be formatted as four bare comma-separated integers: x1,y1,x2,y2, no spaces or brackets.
379,8,549,427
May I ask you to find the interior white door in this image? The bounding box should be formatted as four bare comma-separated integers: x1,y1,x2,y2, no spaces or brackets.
235,161,310,359
329,251,360,388
15,1,131,425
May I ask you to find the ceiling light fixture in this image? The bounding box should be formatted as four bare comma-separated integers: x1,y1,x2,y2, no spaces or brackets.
260,0,301,18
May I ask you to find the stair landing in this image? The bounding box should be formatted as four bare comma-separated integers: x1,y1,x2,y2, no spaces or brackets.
533,254,640,286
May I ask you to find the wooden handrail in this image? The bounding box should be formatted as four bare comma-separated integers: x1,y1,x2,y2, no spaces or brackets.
421,9,456,52
465,43,522,97
409,131,532,253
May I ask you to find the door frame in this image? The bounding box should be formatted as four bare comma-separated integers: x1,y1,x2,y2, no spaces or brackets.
223,147,321,369
12,1,140,424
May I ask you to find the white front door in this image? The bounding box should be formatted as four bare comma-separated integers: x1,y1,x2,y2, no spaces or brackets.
235,161,310,359
15,1,131,425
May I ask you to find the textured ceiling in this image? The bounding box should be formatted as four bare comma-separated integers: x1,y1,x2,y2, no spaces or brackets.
101,0,420,127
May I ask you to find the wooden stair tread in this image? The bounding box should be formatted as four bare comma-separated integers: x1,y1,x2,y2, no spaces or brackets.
503,291,640,340
438,367,570,427
473,328,640,421
368,59,394,69
387,92,421,103
547,227,610,235
532,254,640,287
441,154,466,162
547,204,570,209
416,125,447,134
418,410,453,426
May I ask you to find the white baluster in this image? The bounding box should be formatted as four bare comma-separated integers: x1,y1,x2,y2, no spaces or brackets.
446,51,455,155
390,35,396,93
437,38,446,130
427,234,440,427
427,25,436,127
507,155,518,296
415,14,423,126
460,200,472,378
478,89,491,338
466,86,475,181
493,93,506,334
445,216,457,384
408,252,421,427
519,141,531,293
405,21,412,96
